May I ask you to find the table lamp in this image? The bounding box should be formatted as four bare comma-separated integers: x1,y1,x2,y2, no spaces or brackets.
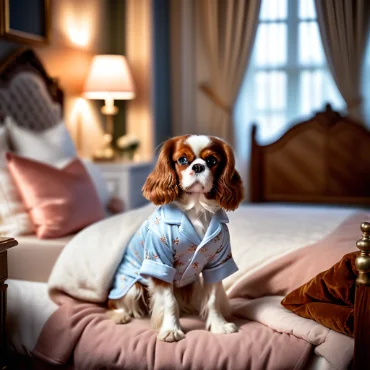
83,55,136,161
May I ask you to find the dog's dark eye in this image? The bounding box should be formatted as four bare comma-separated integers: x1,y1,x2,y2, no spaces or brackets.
177,156,188,165
206,156,217,168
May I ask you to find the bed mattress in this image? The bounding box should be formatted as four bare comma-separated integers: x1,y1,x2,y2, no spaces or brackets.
8,234,73,282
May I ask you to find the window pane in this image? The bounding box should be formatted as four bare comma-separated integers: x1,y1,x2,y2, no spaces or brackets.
256,114,287,142
270,72,287,109
256,72,268,109
299,0,316,19
260,0,287,20
255,23,287,66
256,71,287,110
299,69,344,116
300,70,323,115
299,22,324,65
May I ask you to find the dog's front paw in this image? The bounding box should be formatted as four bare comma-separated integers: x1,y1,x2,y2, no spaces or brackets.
209,321,238,334
157,328,185,342
106,309,131,324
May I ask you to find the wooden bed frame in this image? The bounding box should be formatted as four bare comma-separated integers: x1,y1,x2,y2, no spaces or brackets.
1,48,370,369
250,104,370,206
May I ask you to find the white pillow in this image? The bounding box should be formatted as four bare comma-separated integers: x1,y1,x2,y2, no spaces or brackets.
0,124,34,236
5,116,77,164
0,168,35,236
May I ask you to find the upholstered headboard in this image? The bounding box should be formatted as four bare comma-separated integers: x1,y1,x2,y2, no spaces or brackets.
250,104,370,205
0,48,63,131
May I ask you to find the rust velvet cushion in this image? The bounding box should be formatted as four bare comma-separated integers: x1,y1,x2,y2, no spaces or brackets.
281,251,359,337
7,153,105,239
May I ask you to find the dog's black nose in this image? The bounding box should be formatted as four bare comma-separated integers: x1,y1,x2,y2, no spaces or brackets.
192,164,205,173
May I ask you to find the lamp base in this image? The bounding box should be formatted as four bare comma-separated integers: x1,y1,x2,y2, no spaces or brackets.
93,100,118,161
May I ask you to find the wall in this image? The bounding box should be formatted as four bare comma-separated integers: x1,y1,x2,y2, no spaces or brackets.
125,0,154,161
106,0,127,144
0,0,109,157
152,0,172,147
1,0,173,161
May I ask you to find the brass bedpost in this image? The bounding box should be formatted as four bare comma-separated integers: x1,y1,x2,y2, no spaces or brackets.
353,222,370,370
355,222,370,286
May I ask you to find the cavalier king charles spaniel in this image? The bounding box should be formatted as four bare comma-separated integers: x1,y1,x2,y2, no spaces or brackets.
107,135,244,342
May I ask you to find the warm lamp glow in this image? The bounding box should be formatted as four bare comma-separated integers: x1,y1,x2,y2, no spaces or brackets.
83,55,136,100
61,4,94,49
67,20,90,47
70,98,91,152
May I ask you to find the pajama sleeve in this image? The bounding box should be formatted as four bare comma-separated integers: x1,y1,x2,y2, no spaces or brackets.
202,226,238,284
139,229,176,283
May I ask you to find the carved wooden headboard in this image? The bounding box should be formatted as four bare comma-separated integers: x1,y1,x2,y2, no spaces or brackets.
250,104,370,205
0,48,63,131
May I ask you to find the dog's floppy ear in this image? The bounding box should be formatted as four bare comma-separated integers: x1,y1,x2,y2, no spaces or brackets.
212,140,244,211
142,138,179,205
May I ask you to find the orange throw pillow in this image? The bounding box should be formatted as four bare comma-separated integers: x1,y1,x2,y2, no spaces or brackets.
281,252,358,337
7,153,105,239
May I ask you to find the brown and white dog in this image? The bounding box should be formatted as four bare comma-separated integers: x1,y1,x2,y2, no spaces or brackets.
107,135,244,342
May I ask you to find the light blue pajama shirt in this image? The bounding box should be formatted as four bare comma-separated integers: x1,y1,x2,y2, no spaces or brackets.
108,203,239,299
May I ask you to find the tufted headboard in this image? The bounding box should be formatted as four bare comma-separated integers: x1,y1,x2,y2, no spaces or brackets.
0,48,63,131
250,104,370,206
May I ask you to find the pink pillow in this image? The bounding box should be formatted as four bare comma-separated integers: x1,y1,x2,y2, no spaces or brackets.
6,153,105,239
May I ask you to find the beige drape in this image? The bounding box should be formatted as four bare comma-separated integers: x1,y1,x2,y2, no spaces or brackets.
199,0,261,143
314,0,370,119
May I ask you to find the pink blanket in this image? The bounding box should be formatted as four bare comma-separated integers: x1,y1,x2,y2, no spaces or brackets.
32,212,368,369
33,297,311,370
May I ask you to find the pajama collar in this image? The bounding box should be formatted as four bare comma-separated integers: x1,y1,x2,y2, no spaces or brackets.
161,203,229,248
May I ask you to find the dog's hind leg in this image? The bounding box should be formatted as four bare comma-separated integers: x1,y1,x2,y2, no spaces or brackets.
107,282,148,323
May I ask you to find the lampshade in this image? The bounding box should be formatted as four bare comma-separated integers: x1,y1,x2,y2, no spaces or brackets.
83,55,136,100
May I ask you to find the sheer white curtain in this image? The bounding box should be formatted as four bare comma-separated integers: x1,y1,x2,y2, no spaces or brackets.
234,0,345,199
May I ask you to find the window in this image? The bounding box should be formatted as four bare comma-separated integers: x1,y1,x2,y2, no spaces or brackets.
236,0,345,143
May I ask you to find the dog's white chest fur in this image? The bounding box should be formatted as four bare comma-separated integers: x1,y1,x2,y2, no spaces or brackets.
175,193,218,239
185,207,212,239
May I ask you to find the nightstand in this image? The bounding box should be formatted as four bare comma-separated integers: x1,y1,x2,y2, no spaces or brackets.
0,237,17,370
95,161,153,211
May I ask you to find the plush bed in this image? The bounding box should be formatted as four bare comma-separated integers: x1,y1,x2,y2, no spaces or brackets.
6,204,363,370
1,49,370,370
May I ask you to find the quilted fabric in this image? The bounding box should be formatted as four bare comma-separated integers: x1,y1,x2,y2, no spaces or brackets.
0,72,61,131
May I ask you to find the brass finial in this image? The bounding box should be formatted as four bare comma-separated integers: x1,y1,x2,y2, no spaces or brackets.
355,222,370,286
360,222,370,234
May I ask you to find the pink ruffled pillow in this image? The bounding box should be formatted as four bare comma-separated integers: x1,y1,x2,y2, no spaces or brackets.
6,153,105,239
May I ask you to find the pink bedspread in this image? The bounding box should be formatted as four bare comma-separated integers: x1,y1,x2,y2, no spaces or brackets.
33,297,311,370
